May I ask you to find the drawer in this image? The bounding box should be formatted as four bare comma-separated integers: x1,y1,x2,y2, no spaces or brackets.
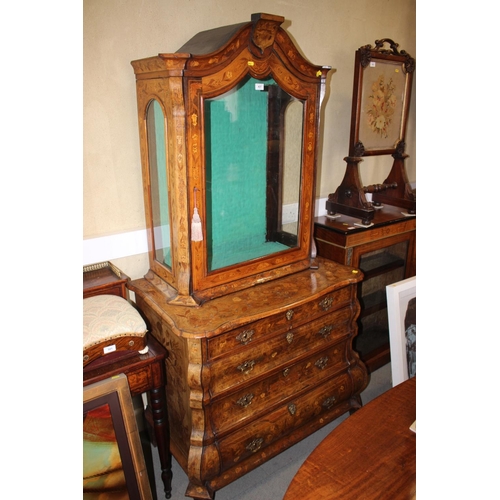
208,306,354,395
216,371,354,471
209,338,350,435
208,285,354,359
126,366,153,395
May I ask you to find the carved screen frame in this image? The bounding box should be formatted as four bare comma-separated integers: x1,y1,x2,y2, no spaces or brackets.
349,39,415,157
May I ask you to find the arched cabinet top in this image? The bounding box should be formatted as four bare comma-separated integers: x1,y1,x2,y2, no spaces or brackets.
132,13,330,84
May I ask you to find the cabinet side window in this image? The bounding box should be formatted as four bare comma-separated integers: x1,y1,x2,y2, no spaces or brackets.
146,99,172,270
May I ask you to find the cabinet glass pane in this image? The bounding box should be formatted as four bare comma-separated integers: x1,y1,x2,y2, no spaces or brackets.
355,241,409,358
204,76,303,272
146,99,172,269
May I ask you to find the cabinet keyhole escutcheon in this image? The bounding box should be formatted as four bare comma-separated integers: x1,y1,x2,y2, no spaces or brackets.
246,437,264,453
236,329,254,345
237,393,254,408
237,360,256,374
322,395,336,409
319,324,333,339
315,356,329,370
319,296,333,311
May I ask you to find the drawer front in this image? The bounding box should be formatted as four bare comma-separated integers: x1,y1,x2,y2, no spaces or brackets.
83,285,125,299
126,366,153,395
208,306,354,395
208,285,353,359
216,371,354,471
209,339,350,435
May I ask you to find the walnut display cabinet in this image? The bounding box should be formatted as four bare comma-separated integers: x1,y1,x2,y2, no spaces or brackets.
129,14,368,499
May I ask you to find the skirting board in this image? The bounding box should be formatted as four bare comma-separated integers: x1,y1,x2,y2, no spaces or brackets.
82,184,415,266
83,198,330,265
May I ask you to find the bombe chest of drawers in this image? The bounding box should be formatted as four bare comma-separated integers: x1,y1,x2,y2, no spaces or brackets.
130,257,367,499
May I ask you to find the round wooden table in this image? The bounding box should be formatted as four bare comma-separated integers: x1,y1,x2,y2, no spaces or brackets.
283,377,416,500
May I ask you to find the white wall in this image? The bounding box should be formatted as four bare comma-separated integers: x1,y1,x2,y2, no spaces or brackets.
83,0,416,279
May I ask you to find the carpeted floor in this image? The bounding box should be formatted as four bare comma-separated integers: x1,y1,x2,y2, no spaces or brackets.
143,362,393,500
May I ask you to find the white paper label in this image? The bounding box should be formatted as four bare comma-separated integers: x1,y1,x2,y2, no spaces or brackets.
104,344,117,354
255,83,265,91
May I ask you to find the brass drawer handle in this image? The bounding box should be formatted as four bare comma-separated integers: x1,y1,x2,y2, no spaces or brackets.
319,296,334,311
283,367,291,377
315,356,329,370
288,403,297,416
237,360,256,374
286,332,294,344
318,324,333,339
236,329,254,345
322,395,336,409
236,393,254,408
246,437,264,453
286,309,294,321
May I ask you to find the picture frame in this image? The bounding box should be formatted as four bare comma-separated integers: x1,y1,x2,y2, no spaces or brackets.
386,276,416,387
83,374,152,500
349,39,415,156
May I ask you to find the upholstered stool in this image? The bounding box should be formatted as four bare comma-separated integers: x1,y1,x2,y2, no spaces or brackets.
83,294,148,366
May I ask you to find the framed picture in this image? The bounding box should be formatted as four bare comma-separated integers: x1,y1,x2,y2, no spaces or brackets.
83,374,152,500
386,276,416,387
349,39,415,156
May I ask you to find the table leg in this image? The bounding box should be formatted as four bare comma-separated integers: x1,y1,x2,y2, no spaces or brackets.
150,386,172,499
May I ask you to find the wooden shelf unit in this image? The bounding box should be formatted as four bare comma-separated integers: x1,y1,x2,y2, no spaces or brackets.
314,204,415,372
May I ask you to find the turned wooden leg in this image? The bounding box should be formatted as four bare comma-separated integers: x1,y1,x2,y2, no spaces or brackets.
150,386,172,499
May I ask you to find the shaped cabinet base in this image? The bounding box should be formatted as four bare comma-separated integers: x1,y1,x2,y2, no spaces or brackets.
129,257,368,499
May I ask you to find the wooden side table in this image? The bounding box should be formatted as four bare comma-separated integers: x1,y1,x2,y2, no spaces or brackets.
314,205,416,372
83,261,130,299
83,334,172,499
